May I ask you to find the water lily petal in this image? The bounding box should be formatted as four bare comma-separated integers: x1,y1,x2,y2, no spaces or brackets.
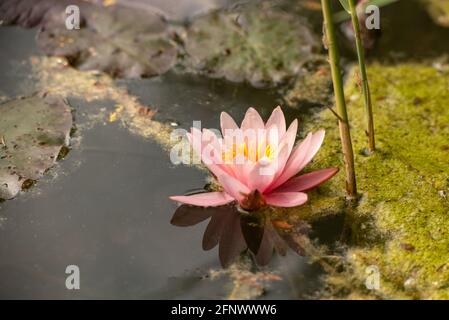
220,111,238,134
170,192,234,207
189,128,233,178
241,107,265,131
265,106,286,137
274,168,339,193
280,119,298,157
299,129,325,171
268,130,325,192
264,192,308,207
265,132,312,192
217,174,250,203
248,144,289,193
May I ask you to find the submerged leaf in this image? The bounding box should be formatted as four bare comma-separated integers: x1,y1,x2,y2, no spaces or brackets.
0,95,72,200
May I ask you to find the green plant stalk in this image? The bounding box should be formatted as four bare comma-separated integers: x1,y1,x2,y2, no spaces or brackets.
348,0,376,152
321,0,357,198
333,0,398,23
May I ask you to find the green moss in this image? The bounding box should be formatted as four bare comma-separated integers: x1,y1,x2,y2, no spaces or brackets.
306,64,449,299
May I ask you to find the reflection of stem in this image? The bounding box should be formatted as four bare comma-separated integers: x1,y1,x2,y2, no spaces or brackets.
348,0,375,153
321,0,358,199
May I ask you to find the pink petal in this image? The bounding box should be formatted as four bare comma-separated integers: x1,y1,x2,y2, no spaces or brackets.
220,112,238,134
189,128,230,178
241,107,264,131
274,168,339,193
265,132,312,192
280,119,298,157
267,130,325,192
299,129,325,170
265,106,286,137
264,192,308,207
247,144,289,193
170,192,234,207
217,174,250,204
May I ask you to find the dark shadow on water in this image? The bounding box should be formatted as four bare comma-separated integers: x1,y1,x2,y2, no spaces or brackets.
349,0,449,63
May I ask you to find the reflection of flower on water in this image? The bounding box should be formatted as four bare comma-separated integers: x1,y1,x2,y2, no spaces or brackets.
170,204,311,267
170,106,338,267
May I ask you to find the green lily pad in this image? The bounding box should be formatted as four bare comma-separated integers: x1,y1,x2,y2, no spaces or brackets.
0,95,72,200
183,6,321,86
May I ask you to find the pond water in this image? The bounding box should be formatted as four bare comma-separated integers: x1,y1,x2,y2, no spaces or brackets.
1,0,448,300
0,25,341,299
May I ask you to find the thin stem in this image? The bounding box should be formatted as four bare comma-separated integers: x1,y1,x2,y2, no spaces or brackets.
321,0,357,198
348,0,375,153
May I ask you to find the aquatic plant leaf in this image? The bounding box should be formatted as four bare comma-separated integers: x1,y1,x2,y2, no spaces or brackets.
0,95,72,200
0,0,71,28
0,0,177,78
338,0,351,13
183,6,320,86
170,204,214,227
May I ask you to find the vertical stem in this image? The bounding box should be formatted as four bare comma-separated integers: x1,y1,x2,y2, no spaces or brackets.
348,0,375,153
321,0,357,198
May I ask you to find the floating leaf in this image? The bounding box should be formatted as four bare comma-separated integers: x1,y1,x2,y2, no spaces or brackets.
0,95,72,200
1,0,177,78
183,7,320,86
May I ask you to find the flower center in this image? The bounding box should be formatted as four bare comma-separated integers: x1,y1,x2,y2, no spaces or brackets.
221,142,276,163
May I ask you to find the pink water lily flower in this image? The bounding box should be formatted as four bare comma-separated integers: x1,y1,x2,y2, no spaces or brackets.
170,107,338,210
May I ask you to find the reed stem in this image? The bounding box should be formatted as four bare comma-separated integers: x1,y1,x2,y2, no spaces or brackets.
348,0,375,153
321,0,357,198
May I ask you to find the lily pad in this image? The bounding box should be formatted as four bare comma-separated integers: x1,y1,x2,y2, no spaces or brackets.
183,6,321,86
0,95,72,200
1,0,178,78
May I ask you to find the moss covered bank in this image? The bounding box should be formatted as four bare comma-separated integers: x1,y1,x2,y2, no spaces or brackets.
304,64,449,299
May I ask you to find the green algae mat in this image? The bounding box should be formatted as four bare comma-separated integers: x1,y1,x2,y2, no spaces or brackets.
305,64,449,299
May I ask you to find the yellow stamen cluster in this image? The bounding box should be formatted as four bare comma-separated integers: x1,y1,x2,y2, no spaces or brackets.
221,141,276,163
